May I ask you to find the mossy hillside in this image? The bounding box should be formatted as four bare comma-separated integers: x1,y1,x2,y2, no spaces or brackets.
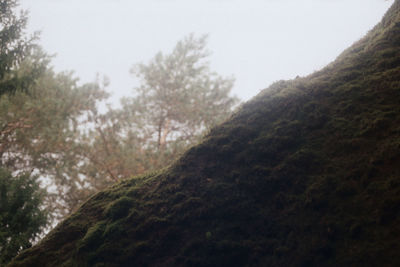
9,1,400,266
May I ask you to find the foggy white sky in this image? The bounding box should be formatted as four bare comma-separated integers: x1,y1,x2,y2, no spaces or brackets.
20,0,393,104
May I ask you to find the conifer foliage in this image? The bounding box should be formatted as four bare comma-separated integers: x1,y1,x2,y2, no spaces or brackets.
81,34,239,188
0,2,48,265
0,6,239,246
0,3,241,265
8,1,400,266
0,0,39,96
0,168,47,265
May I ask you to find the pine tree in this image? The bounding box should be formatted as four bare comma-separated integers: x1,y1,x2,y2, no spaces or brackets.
81,34,239,186
0,168,48,265
0,0,40,96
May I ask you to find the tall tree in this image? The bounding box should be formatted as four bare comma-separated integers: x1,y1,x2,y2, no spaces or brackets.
0,50,109,218
0,0,40,96
0,1,109,220
128,34,237,152
80,34,239,187
0,2,48,264
0,168,48,265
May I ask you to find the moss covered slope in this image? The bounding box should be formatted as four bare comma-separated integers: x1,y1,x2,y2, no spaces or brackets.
10,1,400,266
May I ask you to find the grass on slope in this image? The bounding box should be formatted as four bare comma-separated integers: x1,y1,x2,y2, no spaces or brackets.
9,1,400,266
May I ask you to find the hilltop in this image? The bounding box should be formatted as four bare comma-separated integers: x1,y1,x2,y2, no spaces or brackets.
9,1,400,266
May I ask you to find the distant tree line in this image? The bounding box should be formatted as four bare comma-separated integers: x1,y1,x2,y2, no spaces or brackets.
0,0,239,264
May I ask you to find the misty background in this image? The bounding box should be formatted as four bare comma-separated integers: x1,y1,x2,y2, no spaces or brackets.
20,0,393,103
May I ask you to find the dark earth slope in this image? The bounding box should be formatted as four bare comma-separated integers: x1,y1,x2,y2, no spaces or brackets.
9,1,400,266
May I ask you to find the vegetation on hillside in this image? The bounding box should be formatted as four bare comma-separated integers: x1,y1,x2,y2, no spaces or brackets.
0,1,48,262
0,1,238,264
9,1,400,266
0,168,47,265
79,34,238,190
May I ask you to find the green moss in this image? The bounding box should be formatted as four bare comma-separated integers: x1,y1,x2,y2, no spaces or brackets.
205,231,212,239
104,196,134,220
102,220,125,240
8,1,400,267
77,221,106,252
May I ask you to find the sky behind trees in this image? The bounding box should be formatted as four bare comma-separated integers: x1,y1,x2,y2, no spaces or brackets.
20,0,393,103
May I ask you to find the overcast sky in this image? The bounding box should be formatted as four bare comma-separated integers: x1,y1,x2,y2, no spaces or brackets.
20,0,393,104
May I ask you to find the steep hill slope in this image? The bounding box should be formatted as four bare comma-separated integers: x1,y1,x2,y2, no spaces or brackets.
10,1,400,266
